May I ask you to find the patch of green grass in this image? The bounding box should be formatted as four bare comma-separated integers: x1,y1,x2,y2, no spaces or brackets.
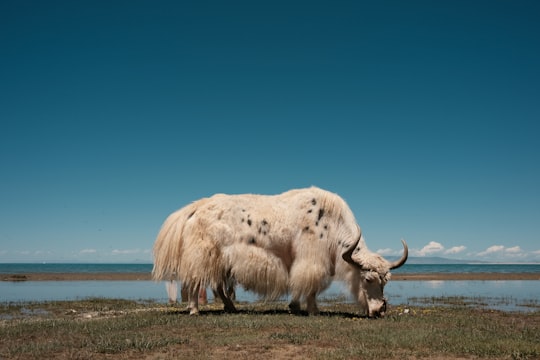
0,298,538,359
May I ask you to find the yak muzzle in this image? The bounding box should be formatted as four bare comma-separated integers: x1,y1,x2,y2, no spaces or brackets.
369,298,387,318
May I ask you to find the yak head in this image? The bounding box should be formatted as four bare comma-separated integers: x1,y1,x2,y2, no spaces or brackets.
342,235,408,318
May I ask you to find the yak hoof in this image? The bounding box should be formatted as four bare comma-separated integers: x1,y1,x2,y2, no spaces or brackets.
189,308,200,315
224,304,238,313
308,308,320,316
288,301,301,314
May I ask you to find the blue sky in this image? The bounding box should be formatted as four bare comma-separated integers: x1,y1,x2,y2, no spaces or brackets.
1,1,539,263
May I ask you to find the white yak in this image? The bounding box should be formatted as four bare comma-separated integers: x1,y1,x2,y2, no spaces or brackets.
152,187,407,317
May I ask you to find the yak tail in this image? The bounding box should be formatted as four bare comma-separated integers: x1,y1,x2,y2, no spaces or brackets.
152,202,199,281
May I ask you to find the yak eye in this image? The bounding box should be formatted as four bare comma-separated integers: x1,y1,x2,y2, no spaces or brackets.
363,271,382,284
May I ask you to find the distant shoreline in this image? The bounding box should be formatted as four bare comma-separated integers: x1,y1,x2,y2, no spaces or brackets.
1,272,539,282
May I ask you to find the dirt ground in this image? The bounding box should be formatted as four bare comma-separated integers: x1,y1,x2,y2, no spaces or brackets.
1,272,538,282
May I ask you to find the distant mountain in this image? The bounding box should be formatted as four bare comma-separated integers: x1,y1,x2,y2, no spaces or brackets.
130,259,153,264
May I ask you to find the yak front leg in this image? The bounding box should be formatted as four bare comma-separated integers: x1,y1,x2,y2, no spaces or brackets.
288,297,302,314
215,282,237,313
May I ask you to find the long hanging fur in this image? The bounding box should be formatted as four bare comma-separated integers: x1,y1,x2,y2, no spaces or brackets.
223,243,289,300
165,280,178,303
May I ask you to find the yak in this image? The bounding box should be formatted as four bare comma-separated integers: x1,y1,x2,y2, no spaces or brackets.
152,187,407,317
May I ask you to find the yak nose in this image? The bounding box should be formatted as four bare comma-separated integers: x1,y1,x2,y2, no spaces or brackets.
371,300,387,318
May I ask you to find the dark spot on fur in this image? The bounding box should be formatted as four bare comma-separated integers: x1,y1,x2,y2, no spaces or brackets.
318,209,325,221
262,219,268,226
187,211,196,219
242,209,246,212
303,226,315,235
241,218,245,223
258,227,262,234
324,225,328,230
307,209,312,213
247,219,252,226
249,237,256,244
263,231,267,235
320,233,324,239
311,198,317,205
315,221,319,226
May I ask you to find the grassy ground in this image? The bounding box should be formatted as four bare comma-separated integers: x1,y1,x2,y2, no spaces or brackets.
1,298,538,360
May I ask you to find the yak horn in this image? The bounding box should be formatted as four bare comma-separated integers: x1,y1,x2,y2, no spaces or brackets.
389,239,408,270
342,235,362,268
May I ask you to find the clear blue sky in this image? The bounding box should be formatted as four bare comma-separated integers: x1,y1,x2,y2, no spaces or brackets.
1,1,539,263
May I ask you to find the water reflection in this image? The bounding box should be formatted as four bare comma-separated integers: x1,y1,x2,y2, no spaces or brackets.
0,281,166,303
1,280,538,313
425,280,444,289
383,280,539,312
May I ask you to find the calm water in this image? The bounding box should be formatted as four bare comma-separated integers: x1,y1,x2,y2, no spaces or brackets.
0,263,154,274
1,263,539,312
1,263,540,274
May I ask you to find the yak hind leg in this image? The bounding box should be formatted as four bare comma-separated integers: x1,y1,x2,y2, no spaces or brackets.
187,284,201,315
226,281,236,301
306,292,319,315
215,283,237,313
198,287,208,305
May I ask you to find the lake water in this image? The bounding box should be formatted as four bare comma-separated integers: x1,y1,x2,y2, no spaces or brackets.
1,263,539,275
1,263,539,312
1,280,538,313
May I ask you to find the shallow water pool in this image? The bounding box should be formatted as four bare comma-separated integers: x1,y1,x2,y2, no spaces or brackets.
1,280,538,312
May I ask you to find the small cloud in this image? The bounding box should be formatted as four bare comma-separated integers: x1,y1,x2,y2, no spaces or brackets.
80,249,97,254
444,246,466,255
34,250,52,255
505,246,521,254
112,249,141,255
478,245,505,256
418,241,445,256
376,248,396,256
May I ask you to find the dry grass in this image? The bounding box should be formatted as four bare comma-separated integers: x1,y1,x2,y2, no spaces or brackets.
0,298,538,359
